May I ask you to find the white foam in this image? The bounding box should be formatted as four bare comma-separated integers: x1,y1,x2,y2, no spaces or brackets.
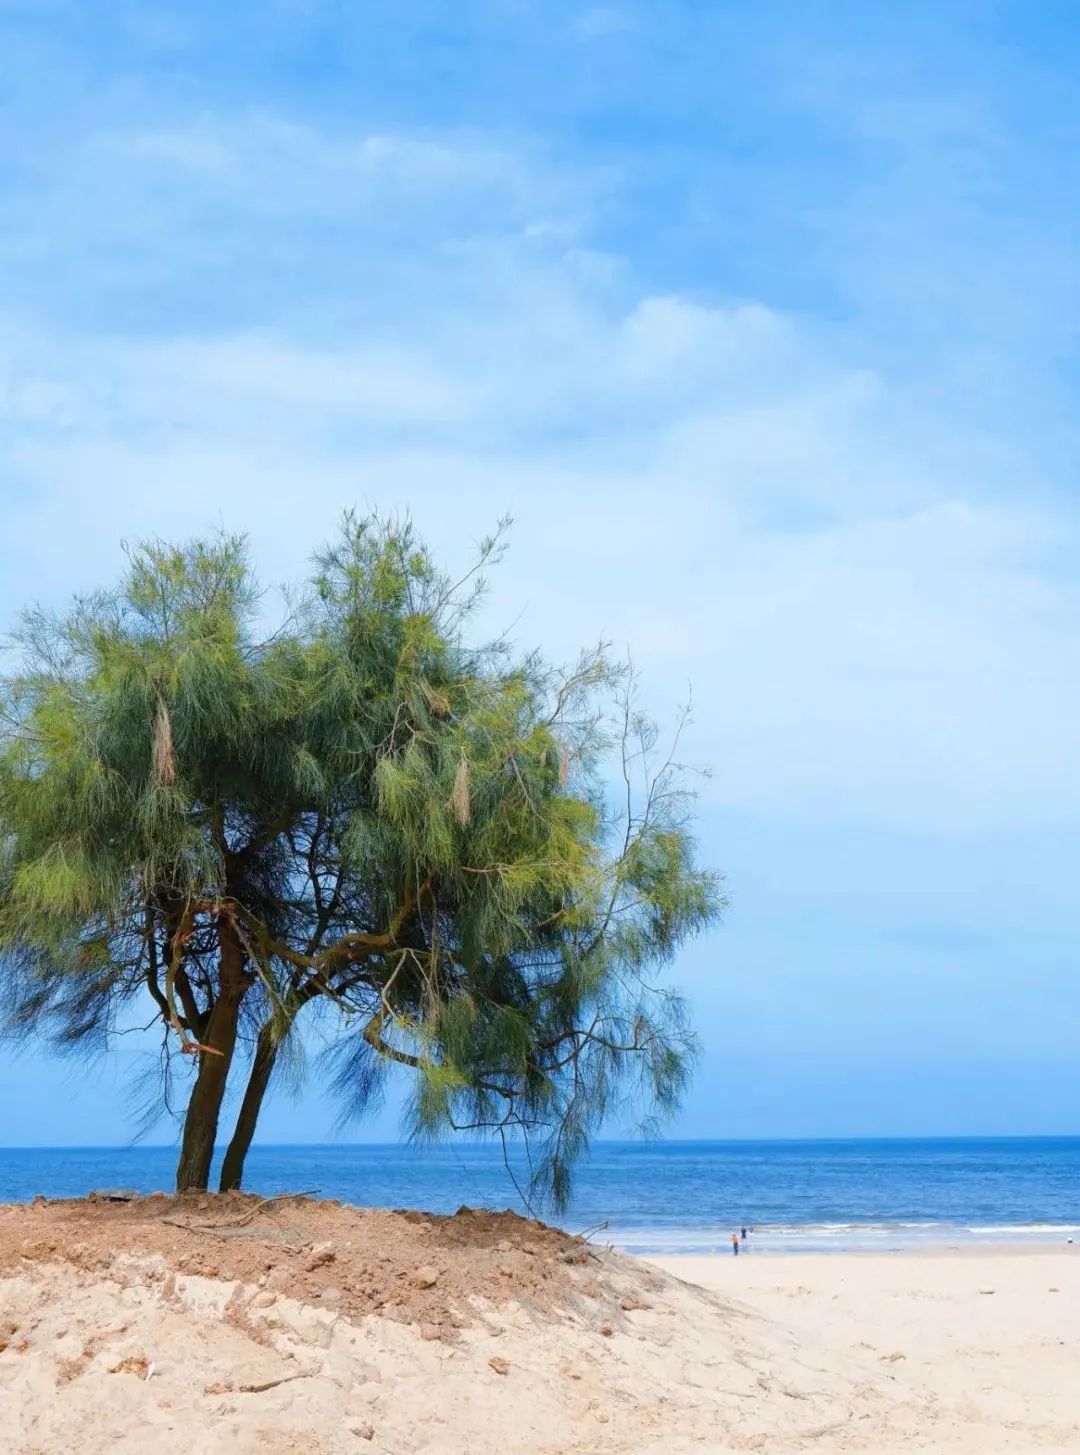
610,1221,1080,1255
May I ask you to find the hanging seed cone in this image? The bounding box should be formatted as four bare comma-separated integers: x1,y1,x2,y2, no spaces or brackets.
449,755,471,824
152,696,176,787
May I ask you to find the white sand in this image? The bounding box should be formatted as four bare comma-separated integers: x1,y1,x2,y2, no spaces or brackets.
652,1249,1080,1452
3,1244,1077,1453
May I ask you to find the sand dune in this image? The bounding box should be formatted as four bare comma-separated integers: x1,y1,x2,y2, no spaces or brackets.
1,1197,1076,1453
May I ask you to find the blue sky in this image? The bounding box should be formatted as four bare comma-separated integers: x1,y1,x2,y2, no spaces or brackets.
2,0,1079,1145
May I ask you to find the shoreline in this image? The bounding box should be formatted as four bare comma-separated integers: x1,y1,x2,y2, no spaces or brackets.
647,1239,1079,1258
609,1223,1080,1256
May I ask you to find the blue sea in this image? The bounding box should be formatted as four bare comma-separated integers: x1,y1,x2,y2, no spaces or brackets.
1,1137,1077,1254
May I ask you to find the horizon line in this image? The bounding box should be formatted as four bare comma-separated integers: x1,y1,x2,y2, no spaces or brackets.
2,1132,1078,1153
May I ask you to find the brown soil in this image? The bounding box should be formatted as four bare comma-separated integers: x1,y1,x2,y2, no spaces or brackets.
0,1193,612,1336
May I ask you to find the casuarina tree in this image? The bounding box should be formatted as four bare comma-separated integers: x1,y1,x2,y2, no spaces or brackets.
0,515,722,1200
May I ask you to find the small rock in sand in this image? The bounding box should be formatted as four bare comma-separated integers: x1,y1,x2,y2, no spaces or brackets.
411,1264,439,1289
978,1288,996,1296
350,1423,375,1441
305,1243,336,1272
599,1322,614,1337
489,1355,511,1376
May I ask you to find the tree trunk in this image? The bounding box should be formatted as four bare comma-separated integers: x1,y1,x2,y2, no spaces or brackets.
219,1021,279,1191
175,918,250,1193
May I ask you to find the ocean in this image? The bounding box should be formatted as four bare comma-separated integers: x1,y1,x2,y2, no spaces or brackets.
1,1137,1076,1253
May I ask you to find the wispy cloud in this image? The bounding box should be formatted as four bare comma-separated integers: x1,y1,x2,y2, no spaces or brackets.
5,246,1078,833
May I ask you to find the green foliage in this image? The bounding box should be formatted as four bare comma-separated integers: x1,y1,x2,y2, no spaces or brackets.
0,513,724,1203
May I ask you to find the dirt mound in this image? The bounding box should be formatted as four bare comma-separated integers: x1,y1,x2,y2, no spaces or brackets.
0,1193,611,1336
0,1194,895,1455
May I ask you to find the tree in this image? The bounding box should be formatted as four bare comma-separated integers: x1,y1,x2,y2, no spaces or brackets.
0,515,722,1202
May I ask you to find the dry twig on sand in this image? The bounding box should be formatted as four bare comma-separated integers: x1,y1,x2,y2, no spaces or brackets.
163,1190,321,1235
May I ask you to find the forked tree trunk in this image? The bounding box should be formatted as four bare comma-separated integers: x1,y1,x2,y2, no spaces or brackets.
175,920,250,1193
218,1020,278,1191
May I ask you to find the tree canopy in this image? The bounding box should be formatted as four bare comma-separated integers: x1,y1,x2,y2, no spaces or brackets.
0,515,722,1202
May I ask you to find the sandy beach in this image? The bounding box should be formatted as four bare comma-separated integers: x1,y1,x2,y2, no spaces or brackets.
652,1249,1080,1452
1,1197,1077,1454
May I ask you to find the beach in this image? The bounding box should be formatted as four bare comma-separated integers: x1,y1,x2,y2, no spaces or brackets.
2,1196,1077,1454
653,1248,1080,1451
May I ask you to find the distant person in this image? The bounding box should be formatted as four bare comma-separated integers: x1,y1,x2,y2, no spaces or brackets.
732,1232,739,1256
740,1226,747,1242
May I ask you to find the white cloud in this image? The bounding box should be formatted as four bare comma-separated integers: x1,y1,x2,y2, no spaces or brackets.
4,272,1078,837
2,108,1078,838
90,116,601,230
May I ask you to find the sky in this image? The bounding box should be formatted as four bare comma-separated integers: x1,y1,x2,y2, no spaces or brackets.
1,0,1079,1146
